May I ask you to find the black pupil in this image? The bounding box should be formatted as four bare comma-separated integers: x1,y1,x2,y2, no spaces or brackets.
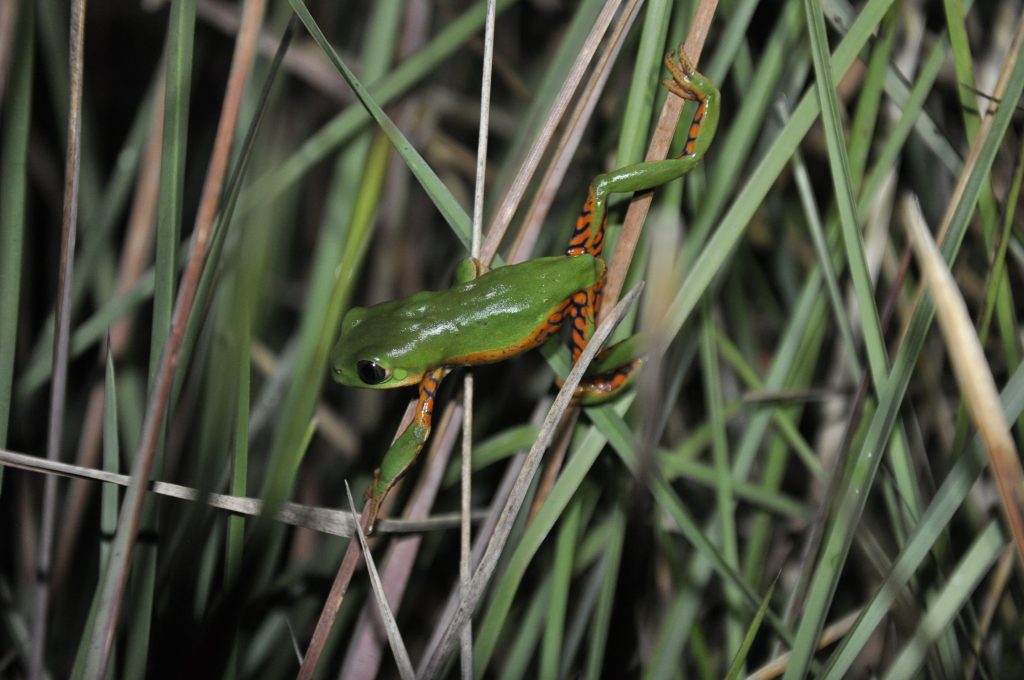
357,360,388,385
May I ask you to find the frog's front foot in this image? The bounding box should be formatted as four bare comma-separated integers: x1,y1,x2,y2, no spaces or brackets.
455,256,489,285
362,467,387,532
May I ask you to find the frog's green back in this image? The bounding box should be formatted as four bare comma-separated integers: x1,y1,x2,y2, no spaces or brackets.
332,255,602,386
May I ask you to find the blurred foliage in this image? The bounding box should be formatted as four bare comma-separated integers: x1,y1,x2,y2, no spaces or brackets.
2,0,1024,677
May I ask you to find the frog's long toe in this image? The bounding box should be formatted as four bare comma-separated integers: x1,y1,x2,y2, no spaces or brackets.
662,46,699,101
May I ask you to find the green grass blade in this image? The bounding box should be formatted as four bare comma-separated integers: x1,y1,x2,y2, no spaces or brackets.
725,581,776,680
583,505,625,680
687,0,804,258
123,1,196,673
68,347,122,679
150,0,194,385
664,0,895,341
540,495,583,679
882,522,1003,680
244,0,517,223
258,0,401,533
805,0,886,381
821,361,1024,678
473,396,633,671
594,407,794,644
614,0,674,166
497,576,552,680
258,132,391,521
0,0,33,466
287,0,473,248
100,347,120,585
786,39,1024,678
701,307,742,655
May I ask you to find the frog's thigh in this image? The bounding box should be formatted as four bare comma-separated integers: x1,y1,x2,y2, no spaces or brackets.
566,285,601,362
534,298,572,346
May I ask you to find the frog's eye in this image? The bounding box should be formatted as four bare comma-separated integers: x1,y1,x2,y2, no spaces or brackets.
356,360,390,385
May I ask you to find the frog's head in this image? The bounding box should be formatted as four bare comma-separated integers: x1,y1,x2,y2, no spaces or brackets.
330,305,426,389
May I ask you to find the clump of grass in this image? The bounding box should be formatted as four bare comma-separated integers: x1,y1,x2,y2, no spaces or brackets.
2,0,1023,677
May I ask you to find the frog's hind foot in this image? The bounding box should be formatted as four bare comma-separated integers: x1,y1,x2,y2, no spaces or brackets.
661,45,699,101
575,358,644,404
660,44,719,161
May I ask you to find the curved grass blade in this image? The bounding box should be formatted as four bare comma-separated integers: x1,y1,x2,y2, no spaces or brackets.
904,196,1024,565
287,0,474,247
242,0,517,219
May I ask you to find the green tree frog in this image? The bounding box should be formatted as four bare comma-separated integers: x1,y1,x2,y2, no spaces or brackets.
331,48,719,524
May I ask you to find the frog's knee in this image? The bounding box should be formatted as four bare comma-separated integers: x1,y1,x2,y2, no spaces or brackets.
559,358,644,404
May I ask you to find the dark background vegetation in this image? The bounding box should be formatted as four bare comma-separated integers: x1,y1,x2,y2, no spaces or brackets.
2,0,1023,677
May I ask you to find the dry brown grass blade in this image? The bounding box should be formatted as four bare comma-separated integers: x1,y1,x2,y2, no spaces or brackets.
461,2,498,671
83,1,267,675
53,70,164,593
31,0,86,675
340,402,463,679
478,0,624,265
0,447,475,536
527,408,578,522
418,400,546,666
902,195,1024,569
598,0,719,321
298,501,375,679
0,0,17,111
417,283,645,679
506,0,642,263
344,482,415,680
197,0,350,102
528,0,718,525
297,374,447,676
746,608,861,680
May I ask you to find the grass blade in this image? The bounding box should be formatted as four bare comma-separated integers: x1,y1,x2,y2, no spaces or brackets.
0,0,33,463
287,0,473,246
84,1,267,674
882,522,1003,680
31,0,85,674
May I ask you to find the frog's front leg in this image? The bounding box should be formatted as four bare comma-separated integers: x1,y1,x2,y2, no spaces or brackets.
364,367,447,526
454,256,488,284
